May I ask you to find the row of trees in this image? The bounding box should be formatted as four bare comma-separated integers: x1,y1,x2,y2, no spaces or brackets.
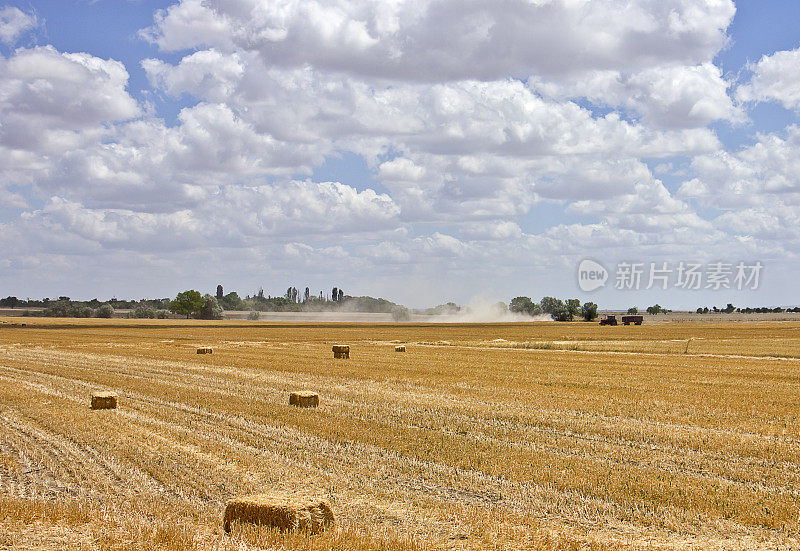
509,296,598,321
18,291,599,322
696,304,800,314
239,286,403,314
12,299,174,319
0,283,356,318
626,305,671,315
281,286,345,304
175,286,406,319
0,295,170,311
626,304,800,315
0,292,221,320
213,284,352,312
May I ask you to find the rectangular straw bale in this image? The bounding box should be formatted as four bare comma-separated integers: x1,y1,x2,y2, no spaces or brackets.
90,392,117,410
332,345,349,359
395,345,406,352
197,347,213,354
289,391,319,408
223,493,333,534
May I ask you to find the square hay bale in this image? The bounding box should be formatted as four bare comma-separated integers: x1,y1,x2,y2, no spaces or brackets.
332,345,350,359
223,493,333,534
289,391,319,408
395,345,406,352
197,347,213,354
90,392,117,410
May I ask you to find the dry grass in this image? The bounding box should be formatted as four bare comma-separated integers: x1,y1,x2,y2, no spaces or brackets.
0,317,799,549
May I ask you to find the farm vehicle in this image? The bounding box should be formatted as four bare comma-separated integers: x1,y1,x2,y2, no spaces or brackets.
599,315,643,326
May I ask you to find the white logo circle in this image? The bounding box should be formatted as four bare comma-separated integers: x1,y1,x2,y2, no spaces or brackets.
577,259,608,292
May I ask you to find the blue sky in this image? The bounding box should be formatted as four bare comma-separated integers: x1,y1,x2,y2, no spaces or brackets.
1,0,799,310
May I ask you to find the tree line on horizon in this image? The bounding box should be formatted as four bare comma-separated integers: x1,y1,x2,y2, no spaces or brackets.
695,303,800,314
6,290,798,321
508,296,598,321
0,284,407,320
0,290,598,322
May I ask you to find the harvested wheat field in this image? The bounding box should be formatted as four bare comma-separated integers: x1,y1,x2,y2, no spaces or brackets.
0,317,799,550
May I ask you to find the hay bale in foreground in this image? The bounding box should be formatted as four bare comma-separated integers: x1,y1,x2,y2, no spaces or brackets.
197,347,213,354
90,392,117,410
289,391,319,408
223,493,333,534
395,345,406,352
332,345,349,359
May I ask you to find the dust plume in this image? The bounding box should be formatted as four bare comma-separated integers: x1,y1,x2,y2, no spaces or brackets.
415,298,552,323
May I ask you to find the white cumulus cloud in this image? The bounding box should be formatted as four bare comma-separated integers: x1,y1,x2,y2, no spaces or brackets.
143,0,735,82
736,47,800,112
0,6,38,45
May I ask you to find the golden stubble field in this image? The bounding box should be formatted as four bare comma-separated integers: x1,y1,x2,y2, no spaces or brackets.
0,318,798,550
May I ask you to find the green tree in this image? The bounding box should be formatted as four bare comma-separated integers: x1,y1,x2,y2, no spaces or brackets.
132,305,157,318
627,307,638,314
44,300,72,317
539,297,560,315
510,297,542,316
550,302,571,321
0,296,20,308
541,297,571,320
509,296,535,315
566,299,581,320
170,290,203,319
220,291,245,310
580,302,598,321
199,294,224,320
75,306,94,318
96,304,115,318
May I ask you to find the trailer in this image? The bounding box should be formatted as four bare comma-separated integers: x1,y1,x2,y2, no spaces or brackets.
621,315,643,325
600,314,644,326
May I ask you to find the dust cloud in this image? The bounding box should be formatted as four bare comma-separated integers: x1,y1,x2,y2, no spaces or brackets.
416,298,551,323
225,298,551,323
